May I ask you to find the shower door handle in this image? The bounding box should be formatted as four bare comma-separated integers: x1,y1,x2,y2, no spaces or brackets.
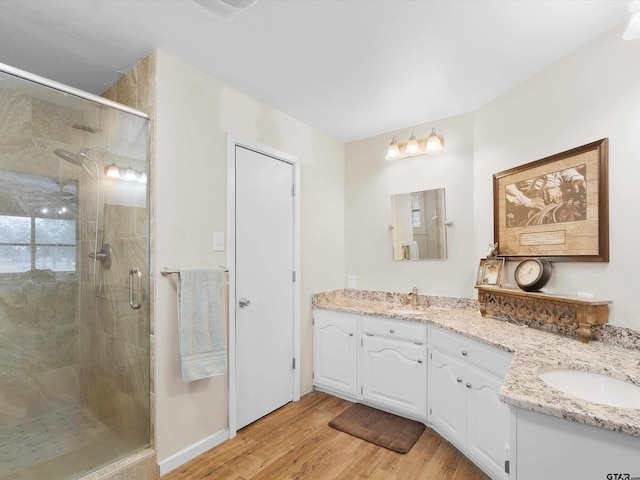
129,268,143,310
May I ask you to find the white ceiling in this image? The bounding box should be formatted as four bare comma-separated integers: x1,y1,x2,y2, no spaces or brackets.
0,0,632,142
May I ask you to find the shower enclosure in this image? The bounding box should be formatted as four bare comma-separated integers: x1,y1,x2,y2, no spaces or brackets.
0,64,150,479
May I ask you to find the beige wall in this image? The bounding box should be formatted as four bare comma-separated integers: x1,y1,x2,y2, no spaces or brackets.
345,112,476,297
473,25,640,330
154,51,345,462
344,24,640,330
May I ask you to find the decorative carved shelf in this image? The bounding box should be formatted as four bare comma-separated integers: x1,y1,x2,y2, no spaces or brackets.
475,286,611,343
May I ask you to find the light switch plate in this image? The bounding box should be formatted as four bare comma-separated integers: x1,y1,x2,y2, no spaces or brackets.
213,232,225,251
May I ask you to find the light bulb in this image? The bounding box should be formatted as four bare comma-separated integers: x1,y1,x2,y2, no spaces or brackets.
105,164,120,179
385,137,400,160
425,128,443,153
124,168,136,181
406,132,420,155
138,172,148,184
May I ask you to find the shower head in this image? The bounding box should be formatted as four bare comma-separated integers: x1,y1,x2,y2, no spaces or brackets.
53,148,83,166
53,147,101,179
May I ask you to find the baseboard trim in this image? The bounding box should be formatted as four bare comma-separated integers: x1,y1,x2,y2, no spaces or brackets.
158,429,229,475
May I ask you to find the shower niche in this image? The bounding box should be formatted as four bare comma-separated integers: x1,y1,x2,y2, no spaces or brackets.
0,64,150,479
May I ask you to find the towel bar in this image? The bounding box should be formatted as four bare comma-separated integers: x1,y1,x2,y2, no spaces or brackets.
161,266,229,276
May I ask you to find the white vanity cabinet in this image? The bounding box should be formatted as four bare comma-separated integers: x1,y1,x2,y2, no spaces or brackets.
429,326,512,480
361,317,427,421
312,309,427,421
312,309,358,397
515,407,640,479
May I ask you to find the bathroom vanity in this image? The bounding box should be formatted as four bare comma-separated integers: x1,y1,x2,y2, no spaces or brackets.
314,309,427,421
312,289,640,480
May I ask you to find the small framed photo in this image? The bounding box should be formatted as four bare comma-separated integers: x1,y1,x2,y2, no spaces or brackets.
476,258,505,286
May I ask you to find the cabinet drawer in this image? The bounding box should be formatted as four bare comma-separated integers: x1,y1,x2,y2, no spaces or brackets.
430,326,512,379
362,316,427,343
314,309,358,333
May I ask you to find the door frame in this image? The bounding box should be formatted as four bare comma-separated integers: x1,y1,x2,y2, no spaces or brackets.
226,135,301,437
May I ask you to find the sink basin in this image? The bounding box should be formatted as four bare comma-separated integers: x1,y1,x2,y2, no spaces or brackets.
385,308,426,315
538,369,640,409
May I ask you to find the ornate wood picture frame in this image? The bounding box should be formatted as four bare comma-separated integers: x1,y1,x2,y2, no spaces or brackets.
475,258,505,287
493,139,609,262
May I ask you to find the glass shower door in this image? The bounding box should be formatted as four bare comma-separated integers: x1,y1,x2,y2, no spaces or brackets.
0,67,150,479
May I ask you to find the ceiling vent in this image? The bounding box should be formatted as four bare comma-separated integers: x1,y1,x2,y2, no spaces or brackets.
192,0,259,21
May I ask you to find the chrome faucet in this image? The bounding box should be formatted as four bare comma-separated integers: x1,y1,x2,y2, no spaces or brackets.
405,286,429,310
410,287,418,307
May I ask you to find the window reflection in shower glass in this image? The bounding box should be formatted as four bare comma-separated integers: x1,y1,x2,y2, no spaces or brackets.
0,215,31,272
0,215,77,273
35,218,77,271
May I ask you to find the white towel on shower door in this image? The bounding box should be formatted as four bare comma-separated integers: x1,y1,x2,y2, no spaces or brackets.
177,267,227,382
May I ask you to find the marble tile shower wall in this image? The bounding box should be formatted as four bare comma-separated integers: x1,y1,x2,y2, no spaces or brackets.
80,203,149,448
0,279,80,424
0,81,94,424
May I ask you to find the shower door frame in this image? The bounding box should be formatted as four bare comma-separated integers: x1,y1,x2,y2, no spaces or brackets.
0,61,152,478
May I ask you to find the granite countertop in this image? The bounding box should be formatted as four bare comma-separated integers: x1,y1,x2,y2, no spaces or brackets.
312,289,640,438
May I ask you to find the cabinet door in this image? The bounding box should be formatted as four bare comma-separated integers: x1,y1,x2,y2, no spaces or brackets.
429,348,467,447
466,365,510,480
361,335,427,420
313,311,358,397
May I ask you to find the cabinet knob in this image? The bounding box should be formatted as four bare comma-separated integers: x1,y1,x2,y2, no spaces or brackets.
466,383,472,389
457,377,462,383
349,332,353,336
461,350,468,356
389,329,394,334
417,359,423,364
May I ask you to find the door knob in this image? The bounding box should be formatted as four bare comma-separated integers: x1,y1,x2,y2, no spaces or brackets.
239,298,251,308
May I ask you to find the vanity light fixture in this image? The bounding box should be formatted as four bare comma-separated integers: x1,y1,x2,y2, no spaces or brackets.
104,164,147,184
385,128,445,160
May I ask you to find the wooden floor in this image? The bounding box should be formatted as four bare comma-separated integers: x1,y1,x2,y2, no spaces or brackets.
161,391,489,480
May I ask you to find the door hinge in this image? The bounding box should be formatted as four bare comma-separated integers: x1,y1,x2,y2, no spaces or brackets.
361,386,363,394
292,358,296,370
504,460,510,474
429,408,432,415
360,338,363,347
292,271,296,282
292,184,296,196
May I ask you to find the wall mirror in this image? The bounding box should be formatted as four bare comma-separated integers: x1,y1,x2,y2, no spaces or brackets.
390,188,448,260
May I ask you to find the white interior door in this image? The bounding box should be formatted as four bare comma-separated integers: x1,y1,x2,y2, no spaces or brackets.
235,145,294,429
